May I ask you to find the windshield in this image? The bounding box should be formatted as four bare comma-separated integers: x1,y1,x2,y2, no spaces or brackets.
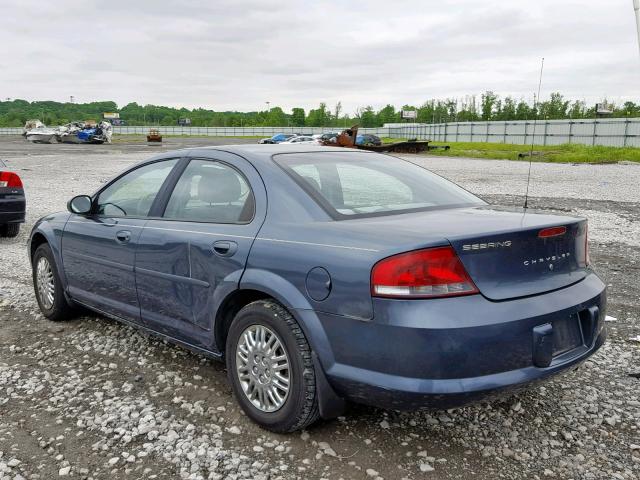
274,151,485,219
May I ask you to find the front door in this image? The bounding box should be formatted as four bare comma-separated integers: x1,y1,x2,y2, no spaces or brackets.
134,153,266,351
61,158,180,321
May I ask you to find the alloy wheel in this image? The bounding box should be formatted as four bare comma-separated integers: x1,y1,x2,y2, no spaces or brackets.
235,324,291,412
36,256,55,310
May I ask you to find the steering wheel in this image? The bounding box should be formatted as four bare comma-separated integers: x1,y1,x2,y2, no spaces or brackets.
101,202,127,216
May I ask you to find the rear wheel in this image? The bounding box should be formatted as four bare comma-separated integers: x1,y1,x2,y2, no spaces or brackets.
226,300,319,432
0,223,20,238
32,243,75,321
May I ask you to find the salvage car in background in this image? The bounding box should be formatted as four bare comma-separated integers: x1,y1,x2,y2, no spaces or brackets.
56,121,113,144
281,135,318,144
258,133,296,144
23,120,113,144
356,133,382,146
29,145,606,432
25,126,57,144
0,159,26,237
314,132,341,142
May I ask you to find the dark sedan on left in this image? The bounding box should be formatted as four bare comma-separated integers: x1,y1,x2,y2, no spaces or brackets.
0,159,25,238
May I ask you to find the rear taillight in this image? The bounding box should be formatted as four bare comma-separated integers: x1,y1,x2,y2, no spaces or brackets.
371,246,479,299
0,171,23,188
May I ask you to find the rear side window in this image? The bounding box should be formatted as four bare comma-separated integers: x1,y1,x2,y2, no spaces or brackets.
163,159,255,224
274,152,484,218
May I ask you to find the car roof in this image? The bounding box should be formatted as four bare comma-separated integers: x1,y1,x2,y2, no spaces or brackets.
156,144,377,165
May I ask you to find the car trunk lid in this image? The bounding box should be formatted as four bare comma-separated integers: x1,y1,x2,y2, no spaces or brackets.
447,218,588,301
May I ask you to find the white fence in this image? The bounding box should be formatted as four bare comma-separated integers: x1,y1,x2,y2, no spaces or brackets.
2,118,640,147
388,118,640,147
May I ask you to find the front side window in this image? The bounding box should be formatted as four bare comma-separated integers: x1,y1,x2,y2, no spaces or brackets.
275,152,484,218
163,159,255,223
96,159,179,217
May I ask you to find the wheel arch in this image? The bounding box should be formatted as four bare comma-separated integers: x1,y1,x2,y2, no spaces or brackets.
214,288,272,353
217,268,335,365
28,222,68,290
215,276,345,420
30,231,49,262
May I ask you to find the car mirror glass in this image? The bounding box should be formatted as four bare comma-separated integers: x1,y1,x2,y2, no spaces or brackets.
68,195,92,215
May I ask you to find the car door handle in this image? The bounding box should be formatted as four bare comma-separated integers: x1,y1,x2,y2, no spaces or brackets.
212,240,238,257
115,230,132,244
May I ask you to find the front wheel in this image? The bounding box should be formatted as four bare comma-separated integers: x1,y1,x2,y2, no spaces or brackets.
32,243,75,321
226,300,319,432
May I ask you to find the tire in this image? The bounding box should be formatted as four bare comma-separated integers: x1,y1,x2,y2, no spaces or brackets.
0,223,20,238
32,243,75,321
226,300,319,432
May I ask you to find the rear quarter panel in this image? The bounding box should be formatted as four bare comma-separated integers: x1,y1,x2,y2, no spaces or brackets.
244,223,381,320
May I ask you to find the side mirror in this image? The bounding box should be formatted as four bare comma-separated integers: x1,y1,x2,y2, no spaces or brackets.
67,195,93,215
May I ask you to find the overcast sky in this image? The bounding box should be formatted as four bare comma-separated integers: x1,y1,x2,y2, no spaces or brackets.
1,0,639,114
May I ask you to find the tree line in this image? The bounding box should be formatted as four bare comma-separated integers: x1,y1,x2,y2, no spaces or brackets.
1,93,640,128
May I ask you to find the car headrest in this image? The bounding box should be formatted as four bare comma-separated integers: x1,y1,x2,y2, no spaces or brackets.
197,168,242,203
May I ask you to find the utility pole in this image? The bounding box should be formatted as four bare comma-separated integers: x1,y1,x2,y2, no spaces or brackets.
635,0,640,55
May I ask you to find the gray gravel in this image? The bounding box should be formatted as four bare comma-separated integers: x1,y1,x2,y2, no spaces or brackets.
411,155,640,203
0,137,638,479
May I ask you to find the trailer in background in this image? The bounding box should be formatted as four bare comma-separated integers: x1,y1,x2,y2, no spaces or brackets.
321,125,449,154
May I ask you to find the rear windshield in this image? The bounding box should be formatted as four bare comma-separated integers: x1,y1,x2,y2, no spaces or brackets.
274,152,485,219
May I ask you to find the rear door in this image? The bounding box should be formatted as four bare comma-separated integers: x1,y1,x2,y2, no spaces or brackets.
134,152,266,351
62,158,180,320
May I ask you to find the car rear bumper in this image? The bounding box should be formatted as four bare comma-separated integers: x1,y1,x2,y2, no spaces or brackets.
315,273,606,410
0,196,26,224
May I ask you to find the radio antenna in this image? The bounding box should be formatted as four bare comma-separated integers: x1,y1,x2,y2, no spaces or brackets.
524,57,545,210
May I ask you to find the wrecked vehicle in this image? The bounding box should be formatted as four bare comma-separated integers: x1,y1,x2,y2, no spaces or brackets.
57,121,113,144
22,119,45,136
24,120,57,143
56,122,85,143
25,126,58,144
75,121,113,144
23,120,113,144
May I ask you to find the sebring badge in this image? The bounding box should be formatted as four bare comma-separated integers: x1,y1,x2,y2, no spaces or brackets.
462,240,512,251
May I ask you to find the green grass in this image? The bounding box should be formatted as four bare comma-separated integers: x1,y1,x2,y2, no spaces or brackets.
382,139,640,164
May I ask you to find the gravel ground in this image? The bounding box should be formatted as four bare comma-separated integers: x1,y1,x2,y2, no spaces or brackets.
0,136,638,480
